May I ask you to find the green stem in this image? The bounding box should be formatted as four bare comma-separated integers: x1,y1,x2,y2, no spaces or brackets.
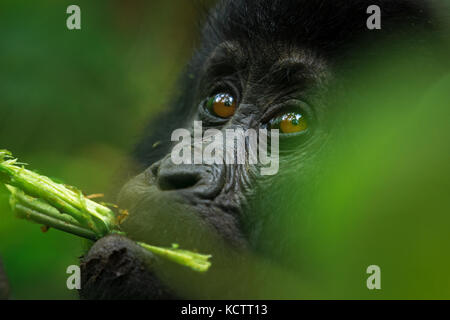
1,149,212,272
0,159,115,235
138,242,212,272
13,204,98,241
7,186,82,227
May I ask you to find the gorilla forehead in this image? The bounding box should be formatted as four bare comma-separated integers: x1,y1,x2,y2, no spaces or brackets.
202,40,328,86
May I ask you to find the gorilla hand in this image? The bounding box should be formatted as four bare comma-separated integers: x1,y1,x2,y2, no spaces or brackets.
79,234,176,300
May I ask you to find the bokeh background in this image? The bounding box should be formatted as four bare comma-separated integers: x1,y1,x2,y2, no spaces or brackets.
0,0,449,300
0,0,211,299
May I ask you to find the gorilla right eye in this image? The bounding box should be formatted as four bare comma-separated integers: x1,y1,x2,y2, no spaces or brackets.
269,111,308,134
206,93,237,118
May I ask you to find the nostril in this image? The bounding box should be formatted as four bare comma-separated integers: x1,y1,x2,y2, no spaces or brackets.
157,170,201,191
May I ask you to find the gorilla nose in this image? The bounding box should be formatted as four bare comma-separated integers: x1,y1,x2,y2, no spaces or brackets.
151,157,225,198
154,163,201,191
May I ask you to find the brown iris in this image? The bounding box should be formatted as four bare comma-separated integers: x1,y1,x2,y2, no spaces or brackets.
271,112,308,134
207,93,236,118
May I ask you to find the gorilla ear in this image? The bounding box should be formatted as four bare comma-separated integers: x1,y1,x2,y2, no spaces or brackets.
0,257,10,300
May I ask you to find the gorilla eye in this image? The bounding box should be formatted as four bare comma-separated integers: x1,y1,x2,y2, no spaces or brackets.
270,112,308,134
206,93,236,118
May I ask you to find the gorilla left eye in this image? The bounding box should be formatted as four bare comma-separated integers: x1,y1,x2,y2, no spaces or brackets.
269,112,308,134
206,93,237,118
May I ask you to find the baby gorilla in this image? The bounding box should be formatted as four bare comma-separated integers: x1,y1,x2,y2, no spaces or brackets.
80,0,441,299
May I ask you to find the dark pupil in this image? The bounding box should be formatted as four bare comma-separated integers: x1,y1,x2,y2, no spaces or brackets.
291,118,299,126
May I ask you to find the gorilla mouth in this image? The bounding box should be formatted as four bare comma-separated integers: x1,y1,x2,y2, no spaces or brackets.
117,166,248,251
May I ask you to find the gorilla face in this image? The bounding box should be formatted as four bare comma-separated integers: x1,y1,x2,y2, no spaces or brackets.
118,42,330,251
80,0,437,299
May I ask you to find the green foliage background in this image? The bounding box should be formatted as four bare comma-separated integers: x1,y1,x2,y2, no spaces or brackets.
0,1,448,300
0,0,207,299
